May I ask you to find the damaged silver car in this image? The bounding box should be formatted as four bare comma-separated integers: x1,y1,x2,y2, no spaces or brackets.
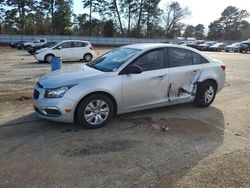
33,43,226,129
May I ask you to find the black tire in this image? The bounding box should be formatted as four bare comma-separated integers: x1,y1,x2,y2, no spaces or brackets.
84,53,93,62
194,80,217,107
25,45,31,49
76,94,114,129
44,54,54,63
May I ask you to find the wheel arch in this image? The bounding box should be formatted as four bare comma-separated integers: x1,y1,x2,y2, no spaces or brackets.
44,53,55,62
198,78,218,92
74,91,118,122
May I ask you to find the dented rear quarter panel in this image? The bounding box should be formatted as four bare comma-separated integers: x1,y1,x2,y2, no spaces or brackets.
198,59,226,92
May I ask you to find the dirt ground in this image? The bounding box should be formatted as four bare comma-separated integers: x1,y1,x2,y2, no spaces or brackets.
0,46,249,188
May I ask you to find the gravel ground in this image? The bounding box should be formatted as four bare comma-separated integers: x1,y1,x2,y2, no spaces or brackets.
0,46,249,188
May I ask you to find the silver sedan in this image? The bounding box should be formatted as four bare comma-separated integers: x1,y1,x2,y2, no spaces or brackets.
33,43,226,129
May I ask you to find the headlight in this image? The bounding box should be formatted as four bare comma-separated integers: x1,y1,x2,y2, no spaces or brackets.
44,85,76,98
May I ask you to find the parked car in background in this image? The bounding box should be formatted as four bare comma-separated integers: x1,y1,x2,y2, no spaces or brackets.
225,43,240,52
23,38,47,49
13,41,28,49
9,41,27,48
35,40,95,63
198,41,216,51
28,42,57,55
239,41,250,53
208,42,228,52
33,43,226,129
186,40,205,49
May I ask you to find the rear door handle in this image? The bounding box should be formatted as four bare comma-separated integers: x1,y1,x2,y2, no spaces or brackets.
154,74,168,80
193,69,200,73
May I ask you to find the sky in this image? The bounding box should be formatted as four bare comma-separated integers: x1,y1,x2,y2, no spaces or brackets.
73,0,250,28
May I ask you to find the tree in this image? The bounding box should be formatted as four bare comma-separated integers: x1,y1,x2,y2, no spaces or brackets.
207,19,224,40
93,0,124,36
73,13,88,35
5,0,35,34
207,6,250,40
82,0,100,36
162,1,190,38
220,6,249,40
0,0,5,34
143,0,161,38
39,0,56,33
53,0,73,35
183,25,195,38
240,21,250,40
194,24,205,40
103,20,115,37
120,0,138,37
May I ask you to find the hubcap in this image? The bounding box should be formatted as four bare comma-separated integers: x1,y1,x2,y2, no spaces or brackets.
204,86,214,104
84,100,109,125
85,55,92,62
46,56,52,62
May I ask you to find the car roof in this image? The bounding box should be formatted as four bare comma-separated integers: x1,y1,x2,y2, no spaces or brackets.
122,43,195,50
121,43,212,61
60,40,90,43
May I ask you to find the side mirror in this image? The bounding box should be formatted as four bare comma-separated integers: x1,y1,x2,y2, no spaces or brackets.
124,65,142,74
57,46,62,50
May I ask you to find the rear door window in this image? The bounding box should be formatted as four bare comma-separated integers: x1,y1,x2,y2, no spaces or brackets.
169,47,208,67
168,48,193,67
192,52,209,64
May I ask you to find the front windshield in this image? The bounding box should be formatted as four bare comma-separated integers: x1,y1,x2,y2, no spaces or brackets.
50,42,60,48
47,42,57,48
214,43,223,47
87,48,141,72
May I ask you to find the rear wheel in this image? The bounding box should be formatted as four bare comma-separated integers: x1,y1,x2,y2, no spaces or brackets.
84,53,93,62
76,94,114,129
194,80,217,107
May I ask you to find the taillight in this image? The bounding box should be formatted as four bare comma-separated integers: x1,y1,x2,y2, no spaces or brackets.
90,46,94,50
221,64,226,71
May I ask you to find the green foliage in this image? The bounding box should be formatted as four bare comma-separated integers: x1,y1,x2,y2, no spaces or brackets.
103,20,115,37
53,0,73,35
208,6,250,40
194,24,205,40
183,25,195,38
1,0,249,40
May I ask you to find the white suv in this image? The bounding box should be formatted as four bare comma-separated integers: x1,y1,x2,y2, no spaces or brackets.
23,38,47,49
35,40,95,63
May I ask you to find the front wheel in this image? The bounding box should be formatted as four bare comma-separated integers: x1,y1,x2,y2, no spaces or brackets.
76,94,114,129
44,54,54,63
194,81,217,107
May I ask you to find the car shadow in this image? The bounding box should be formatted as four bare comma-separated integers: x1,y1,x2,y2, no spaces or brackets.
0,103,225,187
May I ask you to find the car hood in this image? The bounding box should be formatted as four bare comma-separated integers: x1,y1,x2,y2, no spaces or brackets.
226,44,236,48
210,45,220,48
38,65,109,88
199,44,209,47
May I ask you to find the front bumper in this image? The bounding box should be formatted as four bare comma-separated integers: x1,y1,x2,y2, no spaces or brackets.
32,86,76,123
